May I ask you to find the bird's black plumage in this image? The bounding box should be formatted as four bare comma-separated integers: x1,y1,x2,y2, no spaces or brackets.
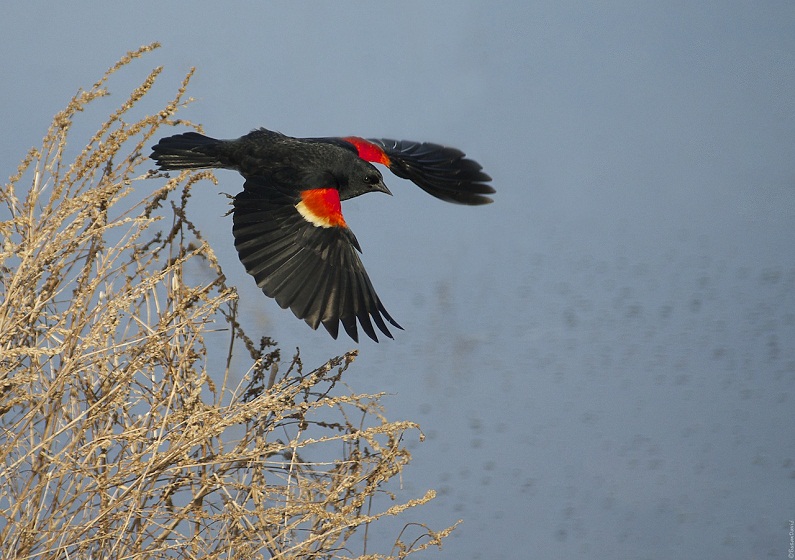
150,128,493,342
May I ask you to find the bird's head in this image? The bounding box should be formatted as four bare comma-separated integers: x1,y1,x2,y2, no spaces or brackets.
337,158,391,201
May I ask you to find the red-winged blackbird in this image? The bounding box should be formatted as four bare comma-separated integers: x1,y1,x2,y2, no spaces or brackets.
150,128,493,342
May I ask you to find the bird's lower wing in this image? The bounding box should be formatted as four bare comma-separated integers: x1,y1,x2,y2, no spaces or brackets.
232,181,401,342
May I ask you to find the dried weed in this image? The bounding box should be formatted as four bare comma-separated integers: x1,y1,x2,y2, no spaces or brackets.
0,44,453,560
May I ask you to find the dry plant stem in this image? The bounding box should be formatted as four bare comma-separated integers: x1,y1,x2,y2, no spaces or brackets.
0,44,455,559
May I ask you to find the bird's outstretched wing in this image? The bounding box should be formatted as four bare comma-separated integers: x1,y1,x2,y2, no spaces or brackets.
232,179,401,342
340,136,494,205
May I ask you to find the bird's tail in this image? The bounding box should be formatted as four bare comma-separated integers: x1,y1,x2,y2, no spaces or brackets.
150,132,226,170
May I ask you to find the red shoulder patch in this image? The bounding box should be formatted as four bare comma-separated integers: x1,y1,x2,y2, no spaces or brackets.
296,188,347,228
342,136,391,167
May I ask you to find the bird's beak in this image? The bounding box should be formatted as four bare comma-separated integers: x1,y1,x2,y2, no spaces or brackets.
376,180,392,196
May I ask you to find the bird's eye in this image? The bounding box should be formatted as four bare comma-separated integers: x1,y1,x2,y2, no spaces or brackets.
364,174,379,184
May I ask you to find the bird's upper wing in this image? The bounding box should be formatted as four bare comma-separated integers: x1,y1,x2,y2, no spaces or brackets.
232,178,401,342
339,136,494,205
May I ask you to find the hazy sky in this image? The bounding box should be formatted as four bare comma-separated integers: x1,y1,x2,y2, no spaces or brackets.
3,3,794,558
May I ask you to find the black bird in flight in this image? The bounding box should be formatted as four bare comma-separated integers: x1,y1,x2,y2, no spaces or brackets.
150,128,493,342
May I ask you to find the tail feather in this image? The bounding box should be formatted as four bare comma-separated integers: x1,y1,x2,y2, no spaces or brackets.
150,132,225,170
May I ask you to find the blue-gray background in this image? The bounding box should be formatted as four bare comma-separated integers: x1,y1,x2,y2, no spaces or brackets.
3,3,794,558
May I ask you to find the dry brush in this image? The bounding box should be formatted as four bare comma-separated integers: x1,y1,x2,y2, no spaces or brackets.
0,44,454,560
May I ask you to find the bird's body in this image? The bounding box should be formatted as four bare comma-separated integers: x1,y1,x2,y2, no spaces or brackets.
150,128,493,342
